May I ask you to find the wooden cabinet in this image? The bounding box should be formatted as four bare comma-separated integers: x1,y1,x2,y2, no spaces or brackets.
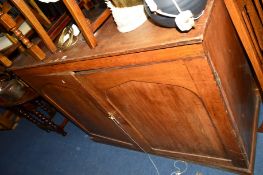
11,0,260,174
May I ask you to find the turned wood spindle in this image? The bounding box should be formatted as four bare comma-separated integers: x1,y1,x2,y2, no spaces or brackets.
35,100,56,116
0,53,12,67
10,0,57,53
4,33,26,53
0,11,46,60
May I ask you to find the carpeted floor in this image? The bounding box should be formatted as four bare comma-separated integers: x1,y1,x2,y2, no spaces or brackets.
0,108,262,175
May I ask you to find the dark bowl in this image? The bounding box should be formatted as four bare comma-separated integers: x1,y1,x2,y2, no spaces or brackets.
144,0,208,28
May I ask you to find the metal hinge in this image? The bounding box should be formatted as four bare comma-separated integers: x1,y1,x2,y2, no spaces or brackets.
107,111,120,124
205,51,222,87
213,70,222,87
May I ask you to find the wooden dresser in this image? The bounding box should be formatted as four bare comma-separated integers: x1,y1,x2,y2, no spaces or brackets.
10,0,260,174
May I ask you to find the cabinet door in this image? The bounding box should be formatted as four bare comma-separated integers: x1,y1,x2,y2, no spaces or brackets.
23,73,134,148
75,60,228,160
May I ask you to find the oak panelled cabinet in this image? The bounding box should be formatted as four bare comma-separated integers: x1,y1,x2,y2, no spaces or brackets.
11,0,260,174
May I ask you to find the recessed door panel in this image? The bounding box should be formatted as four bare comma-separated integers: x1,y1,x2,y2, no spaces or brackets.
106,81,226,158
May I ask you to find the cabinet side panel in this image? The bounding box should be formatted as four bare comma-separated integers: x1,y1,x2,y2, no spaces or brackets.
203,0,258,161
186,58,249,168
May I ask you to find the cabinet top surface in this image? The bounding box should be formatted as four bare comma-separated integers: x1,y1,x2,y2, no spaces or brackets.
11,0,214,70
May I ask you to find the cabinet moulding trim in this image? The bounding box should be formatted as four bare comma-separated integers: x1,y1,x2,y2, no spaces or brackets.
14,44,205,75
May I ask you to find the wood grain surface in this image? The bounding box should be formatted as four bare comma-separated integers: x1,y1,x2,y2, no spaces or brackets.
204,0,258,165
11,0,261,174
11,0,214,70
